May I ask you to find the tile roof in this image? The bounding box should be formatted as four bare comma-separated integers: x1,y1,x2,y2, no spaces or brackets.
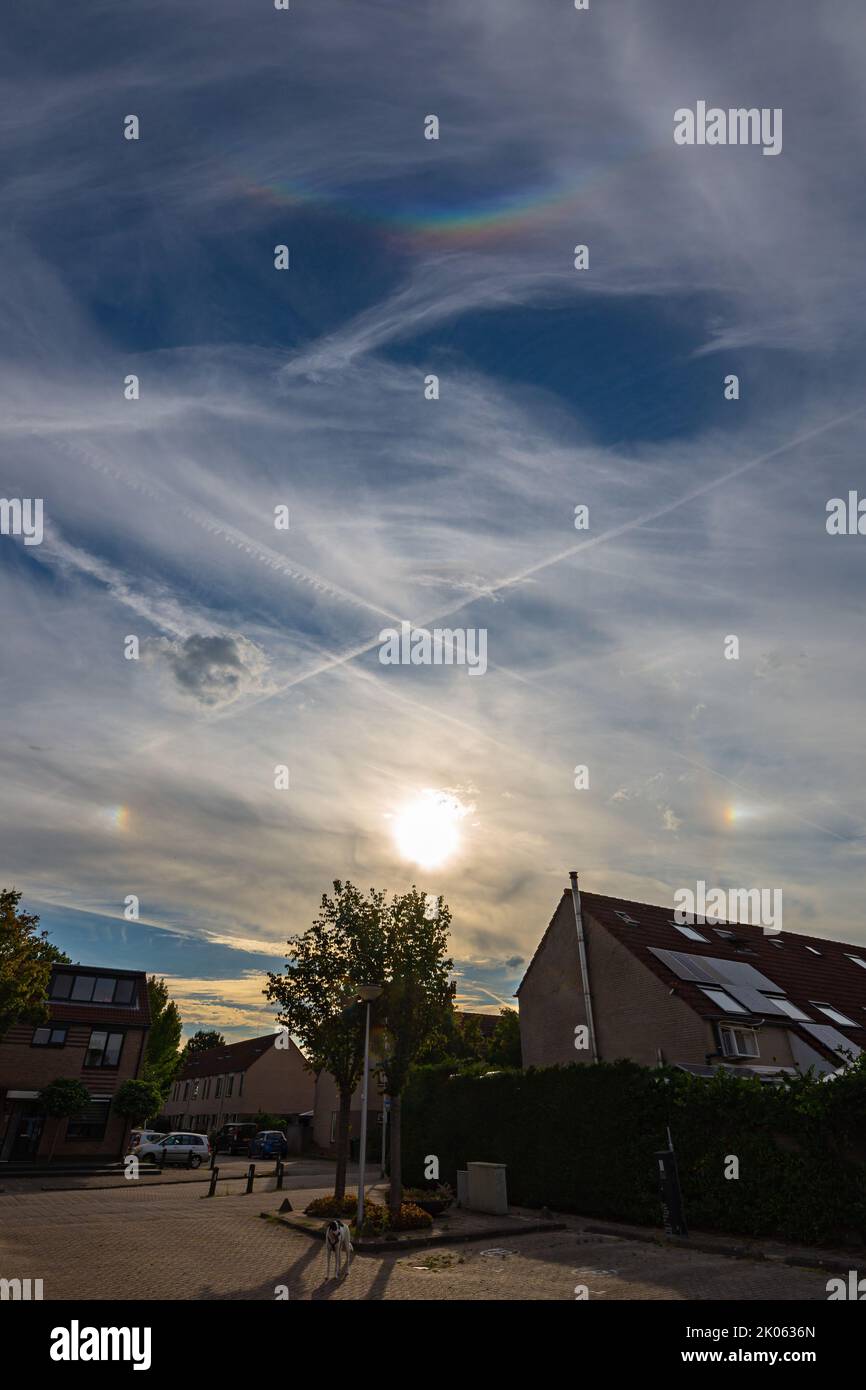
523,888,866,1068
177,1033,279,1080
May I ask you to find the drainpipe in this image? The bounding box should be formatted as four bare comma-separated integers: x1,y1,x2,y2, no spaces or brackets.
569,870,598,1064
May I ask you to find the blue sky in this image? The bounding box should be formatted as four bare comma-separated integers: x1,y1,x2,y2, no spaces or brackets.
3,1,866,1040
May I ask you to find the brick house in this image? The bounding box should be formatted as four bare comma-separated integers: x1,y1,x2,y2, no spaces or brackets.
517,879,866,1079
163,1032,315,1139
0,963,151,1163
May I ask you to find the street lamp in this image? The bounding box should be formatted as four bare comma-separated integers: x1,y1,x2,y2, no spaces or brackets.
355,984,383,1232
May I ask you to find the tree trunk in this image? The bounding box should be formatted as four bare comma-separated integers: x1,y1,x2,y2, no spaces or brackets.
389,1093,402,1218
333,1084,352,1200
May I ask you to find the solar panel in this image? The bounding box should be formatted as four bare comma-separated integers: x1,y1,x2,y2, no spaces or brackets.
648,948,711,982
648,948,782,995
801,1023,862,1059
721,986,789,1016
701,956,781,992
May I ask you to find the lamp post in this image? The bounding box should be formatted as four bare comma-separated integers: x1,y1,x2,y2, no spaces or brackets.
355,984,383,1232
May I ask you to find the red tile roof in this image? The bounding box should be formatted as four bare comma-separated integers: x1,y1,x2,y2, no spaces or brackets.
177,1033,279,1080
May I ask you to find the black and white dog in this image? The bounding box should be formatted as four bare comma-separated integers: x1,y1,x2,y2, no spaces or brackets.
324,1219,353,1279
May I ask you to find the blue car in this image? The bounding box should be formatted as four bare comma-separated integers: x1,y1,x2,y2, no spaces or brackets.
251,1129,288,1158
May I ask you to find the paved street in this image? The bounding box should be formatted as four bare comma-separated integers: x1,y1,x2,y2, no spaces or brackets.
0,1178,836,1301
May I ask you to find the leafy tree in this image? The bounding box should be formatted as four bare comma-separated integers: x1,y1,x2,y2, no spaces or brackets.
0,888,70,1038
113,1078,163,1127
252,1112,287,1132
414,1008,490,1068
454,1014,489,1063
265,881,386,1198
142,977,182,1100
377,888,454,1218
39,1078,90,1161
178,1029,225,1070
488,1008,522,1068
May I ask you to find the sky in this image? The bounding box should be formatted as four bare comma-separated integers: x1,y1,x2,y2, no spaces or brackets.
3,1,866,1042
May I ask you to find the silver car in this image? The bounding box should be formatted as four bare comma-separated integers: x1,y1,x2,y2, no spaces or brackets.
137,1132,211,1168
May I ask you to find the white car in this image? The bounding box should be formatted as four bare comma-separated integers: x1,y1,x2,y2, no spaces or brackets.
137,1132,211,1168
129,1129,165,1151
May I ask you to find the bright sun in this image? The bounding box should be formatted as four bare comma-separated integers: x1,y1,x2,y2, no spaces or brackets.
393,790,469,869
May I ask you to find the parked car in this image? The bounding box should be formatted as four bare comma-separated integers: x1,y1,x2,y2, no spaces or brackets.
213,1122,258,1156
128,1129,166,1150
137,1132,211,1167
250,1129,288,1158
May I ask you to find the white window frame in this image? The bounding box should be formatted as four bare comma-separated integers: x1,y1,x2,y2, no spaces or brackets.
811,1002,857,1027
766,997,811,1021
674,924,709,943
719,1024,760,1059
700,986,749,1014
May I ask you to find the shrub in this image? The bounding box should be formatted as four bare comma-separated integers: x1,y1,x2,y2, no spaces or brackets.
401,1057,866,1246
390,1202,433,1231
304,1193,433,1234
305,1194,358,1218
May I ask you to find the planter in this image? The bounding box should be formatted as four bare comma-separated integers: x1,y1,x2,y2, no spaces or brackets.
415,1199,452,1218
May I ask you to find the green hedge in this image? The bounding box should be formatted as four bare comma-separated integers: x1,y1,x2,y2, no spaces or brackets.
401,1058,866,1245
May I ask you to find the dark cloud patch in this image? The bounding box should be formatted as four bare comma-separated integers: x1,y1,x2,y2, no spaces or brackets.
156,633,270,707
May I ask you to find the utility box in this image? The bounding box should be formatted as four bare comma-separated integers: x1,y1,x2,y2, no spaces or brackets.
456,1170,468,1207
466,1161,508,1215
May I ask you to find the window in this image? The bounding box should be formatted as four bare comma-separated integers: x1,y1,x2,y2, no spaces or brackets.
203,1079,211,1100
615,911,640,926
811,1002,858,1027
32,1026,68,1047
700,986,749,1013
183,1082,190,1101
192,1080,200,1100
805,946,822,956
215,1077,222,1098
84,1030,124,1067
766,997,811,1021
769,939,784,948
714,929,735,939
66,1100,110,1141
50,973,137,1005
238,1073,244,1097
330,1112,338,1144
674,924,709,943
719,1025,760,1059
845,955,866,971
226,1074,234,1098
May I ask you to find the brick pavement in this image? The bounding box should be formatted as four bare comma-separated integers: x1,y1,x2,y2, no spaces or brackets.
0,1180,838,1301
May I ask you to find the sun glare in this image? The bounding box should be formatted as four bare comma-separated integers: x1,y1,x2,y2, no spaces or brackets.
392,790,470,869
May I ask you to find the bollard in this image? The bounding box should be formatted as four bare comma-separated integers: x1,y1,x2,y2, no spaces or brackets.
245,1163,256,1195
276,1159,284,1191
207,1166,220,1197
